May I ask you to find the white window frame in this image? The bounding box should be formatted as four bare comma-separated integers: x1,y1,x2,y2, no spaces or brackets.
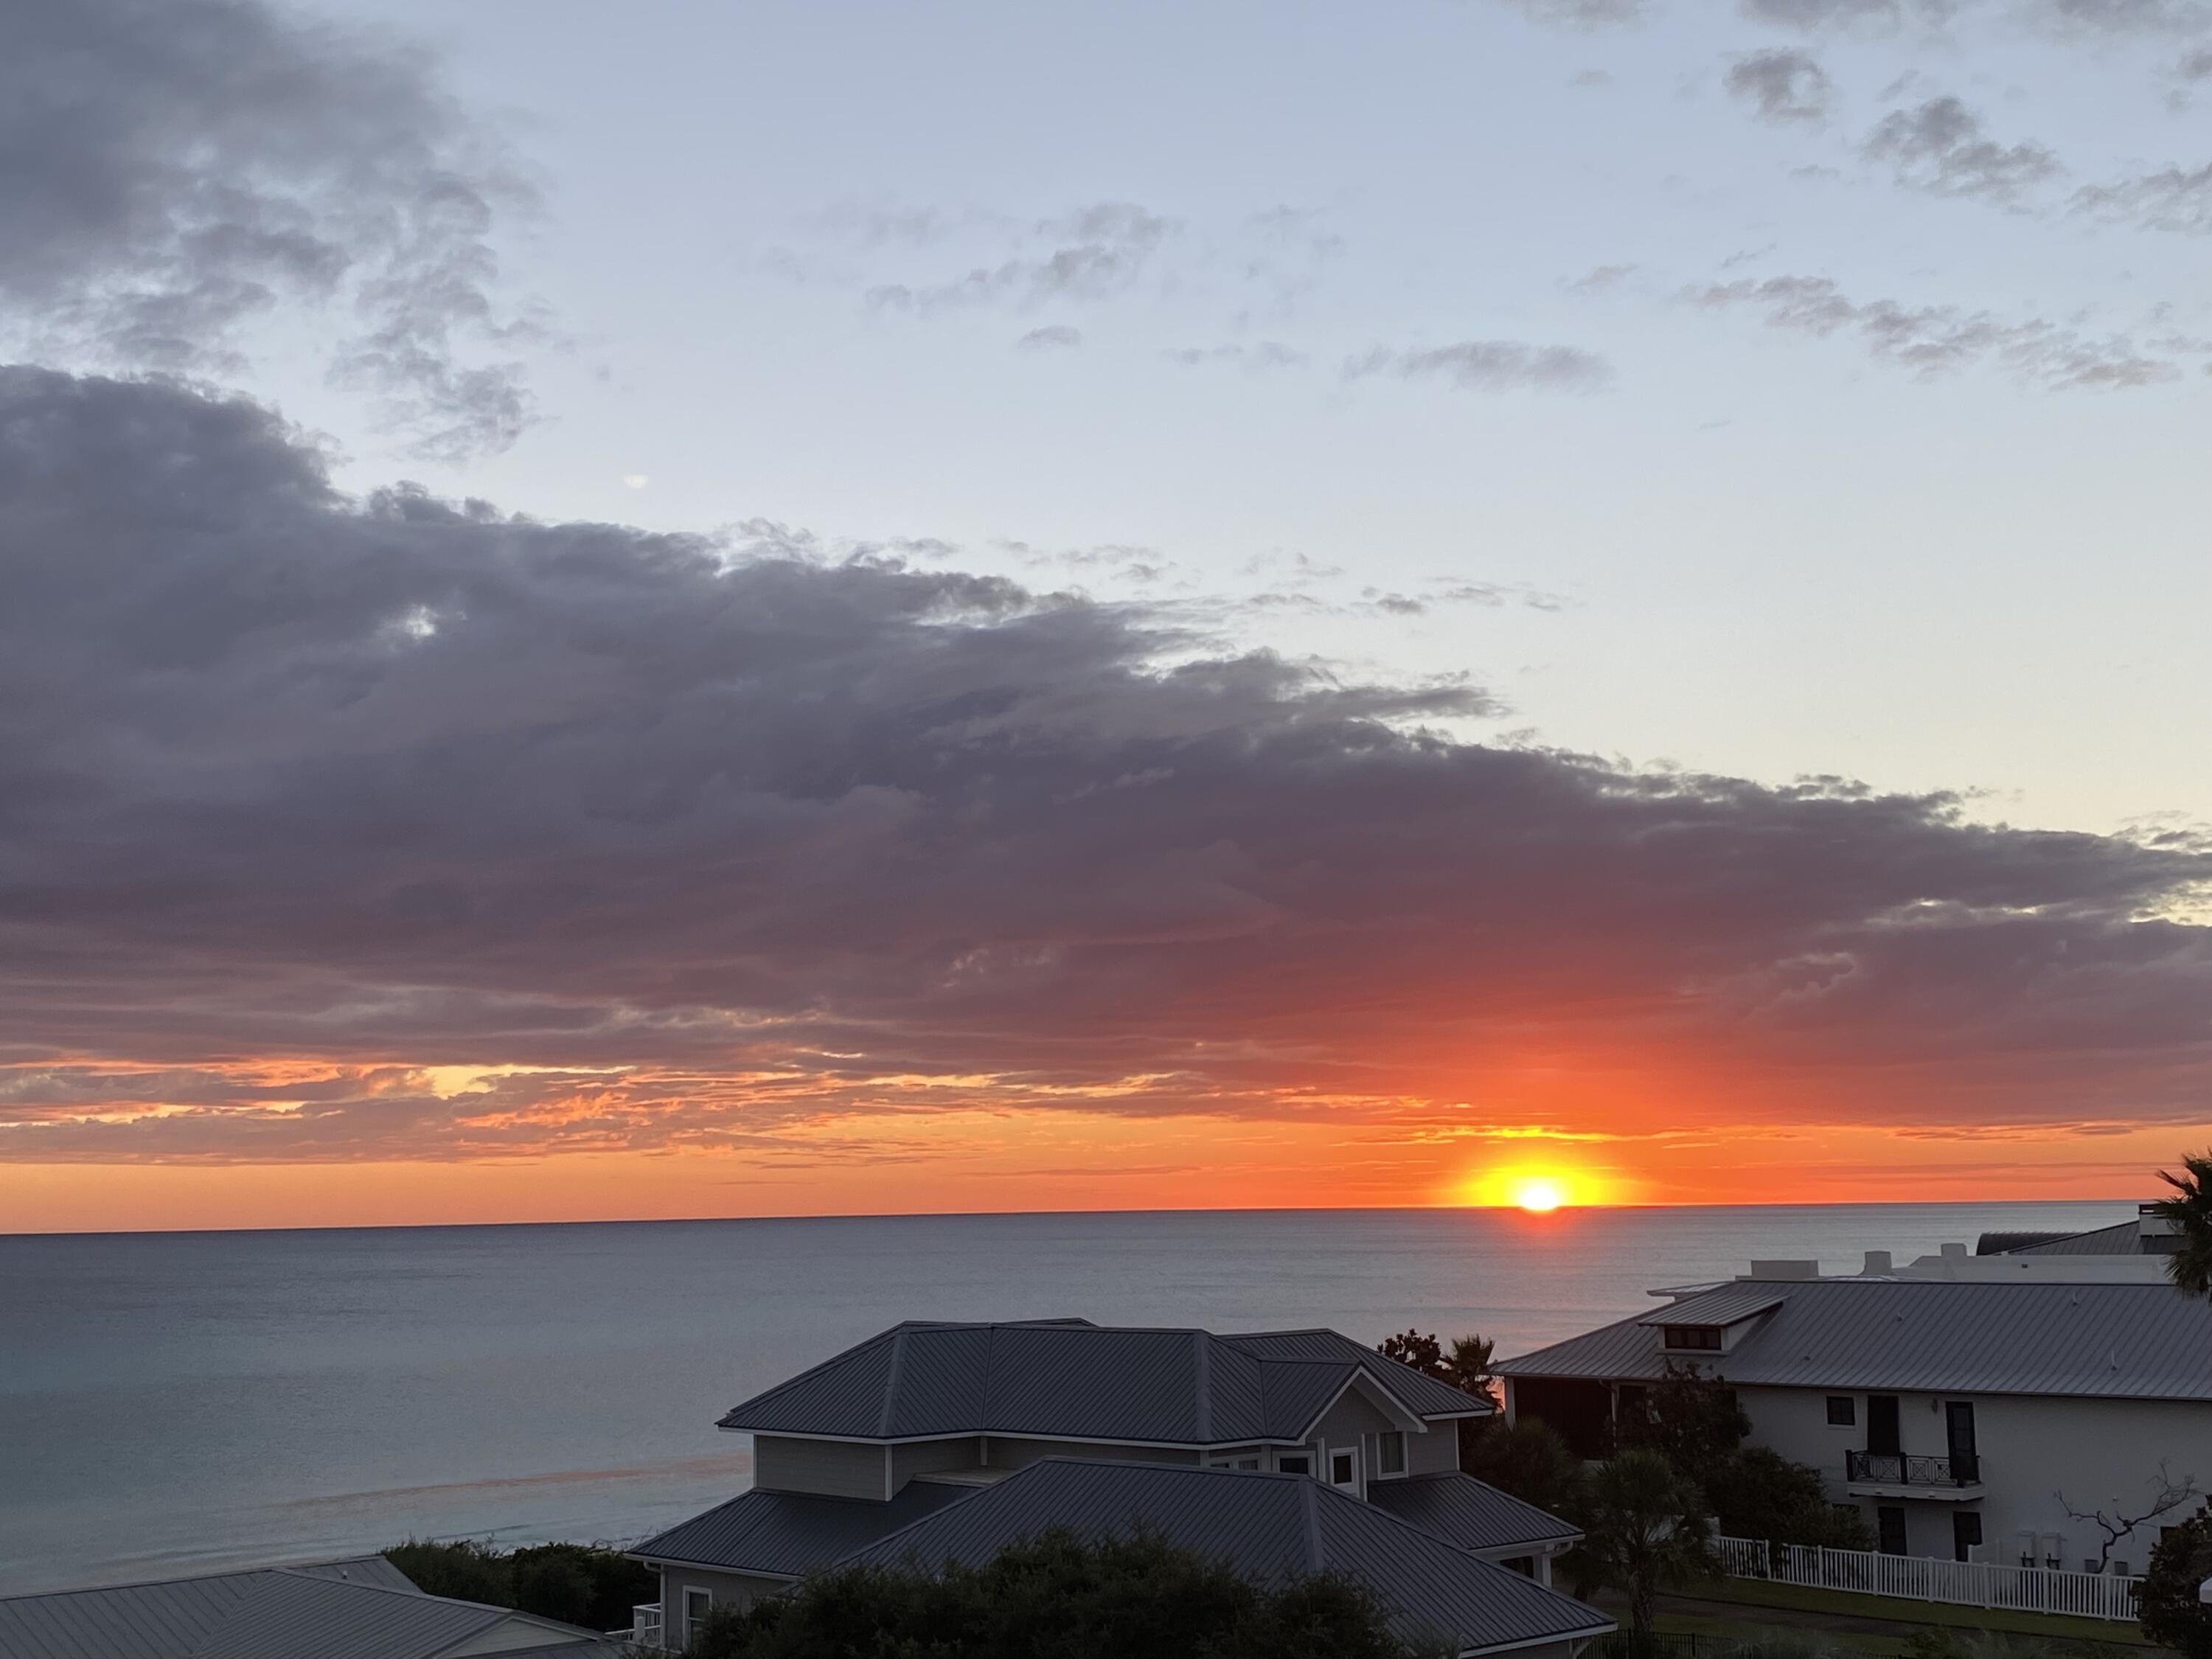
1275,1450,1313,1476
1326,1442,1361,1495
684,1587,713,1645
1374,1430,1407,1479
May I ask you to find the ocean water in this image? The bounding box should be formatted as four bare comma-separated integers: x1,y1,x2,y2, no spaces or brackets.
0,1200,2129,1595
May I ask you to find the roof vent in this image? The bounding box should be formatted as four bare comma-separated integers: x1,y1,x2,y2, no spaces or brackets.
1749,1259,1820,1280
1940,1242,1968,1261
1863,1251,1893,1275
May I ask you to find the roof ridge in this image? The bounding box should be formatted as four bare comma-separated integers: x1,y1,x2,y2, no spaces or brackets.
3,1557,384,1603
878,1329,910,1439
1192,1330,1211,1443
719,1327,899,1423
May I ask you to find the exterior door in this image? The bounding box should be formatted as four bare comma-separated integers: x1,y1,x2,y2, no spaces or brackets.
1866,1394,1902,1456
1877,1505,1907,1557
1952,1511,1983,1563
1944,1401,1978,1481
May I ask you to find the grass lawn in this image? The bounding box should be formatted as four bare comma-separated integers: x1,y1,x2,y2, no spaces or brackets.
1678,1576,2159,1648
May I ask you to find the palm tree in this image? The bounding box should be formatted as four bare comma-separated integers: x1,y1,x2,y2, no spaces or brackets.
2150,1153,2212,1299
1445,1334,1498,1405
1579,1447,1714,1646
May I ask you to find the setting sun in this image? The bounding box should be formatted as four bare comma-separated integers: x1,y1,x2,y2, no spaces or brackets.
1512,1177,1565,1212
1455,1161,1618,1210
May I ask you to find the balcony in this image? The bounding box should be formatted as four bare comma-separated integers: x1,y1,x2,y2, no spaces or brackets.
630,1601,664,1646
1846,1450,1983,1495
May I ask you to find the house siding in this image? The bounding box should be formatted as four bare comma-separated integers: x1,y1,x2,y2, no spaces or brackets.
1312,1388,1397,1447
1739,1384,2212,1571
752,1434,886,1500
985,1436,1203,1470
1408,1422,1463,1476
659,1565,790,1644
891,1436,985,1486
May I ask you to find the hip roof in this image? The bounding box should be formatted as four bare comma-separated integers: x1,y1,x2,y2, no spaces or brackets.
1498,1276,2212,1401
717,1320,1491,1444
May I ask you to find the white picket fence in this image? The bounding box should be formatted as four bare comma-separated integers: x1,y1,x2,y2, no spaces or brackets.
1714,1536,2142,1623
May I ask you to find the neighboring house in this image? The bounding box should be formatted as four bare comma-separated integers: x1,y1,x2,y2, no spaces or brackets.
1978,1205,2179,1259
0,1556,624,1659
1496,1261,2212,1576
633,1318,1607,1658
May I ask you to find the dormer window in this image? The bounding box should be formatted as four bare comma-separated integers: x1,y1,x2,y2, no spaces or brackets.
1662,1326,1722,1351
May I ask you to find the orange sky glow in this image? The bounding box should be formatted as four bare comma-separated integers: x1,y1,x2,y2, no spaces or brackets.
0,1057,2176,1234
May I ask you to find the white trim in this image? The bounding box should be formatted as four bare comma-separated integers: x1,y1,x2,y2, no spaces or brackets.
1291,1370,1427,1445
639,1555,801,1582
1459,1624,1617,1658
883,1442,894,1501
1324,1440,1363,1496
681,1585,715,1647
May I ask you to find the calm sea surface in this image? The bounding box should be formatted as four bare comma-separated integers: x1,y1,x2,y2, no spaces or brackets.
0,1201,2129,1594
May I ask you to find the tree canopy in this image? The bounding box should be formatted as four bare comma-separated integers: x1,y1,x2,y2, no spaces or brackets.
686,1528,1443,1659
1377,1329,1498,1404
2152,1152,2212,1301
382,1538,650,1632
2139,1500,2212,1658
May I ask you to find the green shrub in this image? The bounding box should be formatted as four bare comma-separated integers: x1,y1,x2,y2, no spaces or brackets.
686,1527,1438,1659
381,1537,653,1632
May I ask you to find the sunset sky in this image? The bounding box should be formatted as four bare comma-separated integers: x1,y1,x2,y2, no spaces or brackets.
2,0,2209,1233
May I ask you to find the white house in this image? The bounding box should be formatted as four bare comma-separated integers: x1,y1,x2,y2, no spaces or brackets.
1496,1234,2212,1578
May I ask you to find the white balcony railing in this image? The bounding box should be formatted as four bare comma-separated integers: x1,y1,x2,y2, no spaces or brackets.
629,1600,664,1646
1716,1536,2142,1622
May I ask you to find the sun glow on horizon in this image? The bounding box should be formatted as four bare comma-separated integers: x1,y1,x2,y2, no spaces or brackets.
1512,1176,1565,1212
1457,1161,1614,1211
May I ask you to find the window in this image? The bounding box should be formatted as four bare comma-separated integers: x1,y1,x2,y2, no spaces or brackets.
1952,1512,1982,1562
684,1588,713,1644
1276,1453,1312,1476
1210,1455,1262,1470
1877,1506,1907,1557
1501,1557,1535,1578
1662,1326,1722,1351
1329,1447,1358,1490
1377,1430,1406,1476
1826,1396,1856,1427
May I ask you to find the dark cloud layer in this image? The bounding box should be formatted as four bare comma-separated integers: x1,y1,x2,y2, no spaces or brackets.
2,367,2208,1162
0,0,537,459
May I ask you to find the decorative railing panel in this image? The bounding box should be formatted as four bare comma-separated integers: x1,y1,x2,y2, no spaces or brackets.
1846,1450,1980,1486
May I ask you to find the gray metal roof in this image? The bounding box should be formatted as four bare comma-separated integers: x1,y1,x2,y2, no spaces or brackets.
1366,1474,1582,1554
1976,1229,2079,1255
634,1479,973,1576
1499,1276,2212,1402
0,1560,616,1659
1633,1285,1787,1328
718,1321,1490,1444
2005,1220,2163,1256
844,1458,1610,1657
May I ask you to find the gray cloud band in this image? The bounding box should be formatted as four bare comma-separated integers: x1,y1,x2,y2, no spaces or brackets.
1,367,2208,1161
0,0,539,459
